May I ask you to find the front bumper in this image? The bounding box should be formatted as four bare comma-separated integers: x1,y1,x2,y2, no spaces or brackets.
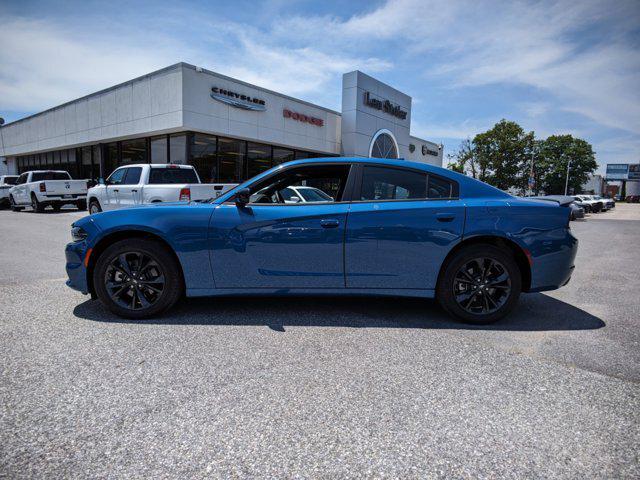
65,241,90,294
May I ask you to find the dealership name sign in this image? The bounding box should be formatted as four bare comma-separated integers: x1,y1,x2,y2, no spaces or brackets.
363,91,407,120
283,109,324,126
211,87,266,111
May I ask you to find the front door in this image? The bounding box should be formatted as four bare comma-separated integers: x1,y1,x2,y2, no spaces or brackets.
104,167,127,210
345,165,464,290
209,163,354,289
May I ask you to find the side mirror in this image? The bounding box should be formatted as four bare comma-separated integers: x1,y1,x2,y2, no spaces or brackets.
289,196,301,203
235,188,251,206
98,177,106,185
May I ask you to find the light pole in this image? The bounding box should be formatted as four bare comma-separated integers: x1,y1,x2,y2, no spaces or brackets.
564,158,571,195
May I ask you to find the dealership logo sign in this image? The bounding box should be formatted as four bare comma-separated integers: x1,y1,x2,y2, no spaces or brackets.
283,109,324,126
211,87,266,111
422,145,439,156
363,91,407,120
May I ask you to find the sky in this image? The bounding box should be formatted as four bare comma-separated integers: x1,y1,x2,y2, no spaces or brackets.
1,0,639,172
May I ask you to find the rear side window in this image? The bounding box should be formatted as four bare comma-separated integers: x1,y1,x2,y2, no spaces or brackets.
428,175,453,198
149,167,199,184
123,167,142,185
3,176,18,185
31,171,72,181
360,166,427,201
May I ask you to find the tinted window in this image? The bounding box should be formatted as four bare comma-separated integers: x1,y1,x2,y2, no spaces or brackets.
428,175,452,198
124,167,142,185
149,167,199,184
360,166,426,201
31,171,72,181
3,176,18,185
247,165,351,204
17,173,29,184
298,188,333,202
107,168,127,185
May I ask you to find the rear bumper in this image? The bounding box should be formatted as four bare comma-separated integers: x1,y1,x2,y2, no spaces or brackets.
528,229,578,292
65,241,89,294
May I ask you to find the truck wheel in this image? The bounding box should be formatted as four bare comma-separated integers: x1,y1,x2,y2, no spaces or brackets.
93,239,184,319
9,195,23,212
31,194,45,213
77,200,87,211
89,200,102,214
436,244,521,324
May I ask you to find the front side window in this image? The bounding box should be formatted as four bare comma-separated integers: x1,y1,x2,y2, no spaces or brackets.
246,165,351,205
17,173,28,184
360,166,426,201
107,168,127,185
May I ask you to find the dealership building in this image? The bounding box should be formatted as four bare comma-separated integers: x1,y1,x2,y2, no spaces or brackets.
0,63,443,183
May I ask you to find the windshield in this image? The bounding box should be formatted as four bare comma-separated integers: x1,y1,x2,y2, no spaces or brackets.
297,187,333,202
149,167,199,184
2,176,18,185
31,171,72,181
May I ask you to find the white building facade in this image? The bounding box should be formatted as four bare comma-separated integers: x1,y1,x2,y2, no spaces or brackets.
0,63,442,181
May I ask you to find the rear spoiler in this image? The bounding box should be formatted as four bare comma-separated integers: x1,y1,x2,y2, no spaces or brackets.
527,196,575,207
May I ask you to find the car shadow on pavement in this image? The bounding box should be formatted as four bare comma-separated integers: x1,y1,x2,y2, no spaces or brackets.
73,292,605,332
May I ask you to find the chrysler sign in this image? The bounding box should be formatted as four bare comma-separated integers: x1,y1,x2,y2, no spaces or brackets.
211,87,266,111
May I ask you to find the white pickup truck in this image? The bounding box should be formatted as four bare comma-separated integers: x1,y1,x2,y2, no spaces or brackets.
86,163,236,214
9,171,88,212
0,175,19,208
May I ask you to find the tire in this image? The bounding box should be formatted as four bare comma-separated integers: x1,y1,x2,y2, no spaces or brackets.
436,244,522,324
31,194,45,213
89,200,102,214
93,239,183,319
77,200,87,211
9,195,23,212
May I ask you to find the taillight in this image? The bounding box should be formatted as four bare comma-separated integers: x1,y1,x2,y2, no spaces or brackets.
39,182,46,192
179,187,191,202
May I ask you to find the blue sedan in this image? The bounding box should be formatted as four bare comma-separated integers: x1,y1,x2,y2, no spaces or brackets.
65,158,577,324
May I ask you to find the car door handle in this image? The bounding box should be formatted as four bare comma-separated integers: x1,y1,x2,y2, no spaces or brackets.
436,213,455,222
320,219,340,228
131,189,138,193
113,189,119,193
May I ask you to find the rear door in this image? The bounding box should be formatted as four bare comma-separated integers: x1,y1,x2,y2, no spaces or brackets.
345,165,464,290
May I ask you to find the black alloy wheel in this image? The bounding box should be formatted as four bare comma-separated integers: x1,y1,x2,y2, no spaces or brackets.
453,257,511,315
94,239,183,319
104,252,165,311
437,244,521,324
9,195,22,212
89,200,102,214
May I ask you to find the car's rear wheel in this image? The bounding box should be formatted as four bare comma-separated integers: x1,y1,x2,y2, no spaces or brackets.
93,239,183,319
89,200,102,214
31,194,44,213
437,244,521,324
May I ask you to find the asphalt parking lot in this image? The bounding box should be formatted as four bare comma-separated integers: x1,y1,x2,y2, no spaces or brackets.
1,204,639,478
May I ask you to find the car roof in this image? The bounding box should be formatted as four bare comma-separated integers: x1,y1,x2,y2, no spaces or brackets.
113,163,194,169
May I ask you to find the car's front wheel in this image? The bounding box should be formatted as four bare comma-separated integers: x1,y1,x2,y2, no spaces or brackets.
93,239,183,319
88,200,102,214
437,244,522,324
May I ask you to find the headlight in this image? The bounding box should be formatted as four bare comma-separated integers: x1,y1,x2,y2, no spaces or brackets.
71,226,88,242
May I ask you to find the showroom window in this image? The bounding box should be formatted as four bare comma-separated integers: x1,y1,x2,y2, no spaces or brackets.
273,147,294,165
360,166,426,201
169,134,187,165
121,138,147,165
104,142,119,177
370,130,398,159
218,136,245,183
189,133,217,182
246,142,271,179
150,136,168,164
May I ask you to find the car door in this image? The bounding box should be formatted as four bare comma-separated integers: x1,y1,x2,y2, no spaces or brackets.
116,167,142,209
345,164,464,290
13,173,29,204
103,167,127,210
209,163,355,289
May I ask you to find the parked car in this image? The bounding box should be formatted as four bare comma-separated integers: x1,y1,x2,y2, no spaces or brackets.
0,175,19,208
65,158,577,324
86,164,236,214
626,195,640,203
9,171,88,212
574,195,603,213
530,195,584,220
595,195,615,210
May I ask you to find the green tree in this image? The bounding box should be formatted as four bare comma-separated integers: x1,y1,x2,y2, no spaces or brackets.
447,139,476,177
472,119,535,191
535,135,597,194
